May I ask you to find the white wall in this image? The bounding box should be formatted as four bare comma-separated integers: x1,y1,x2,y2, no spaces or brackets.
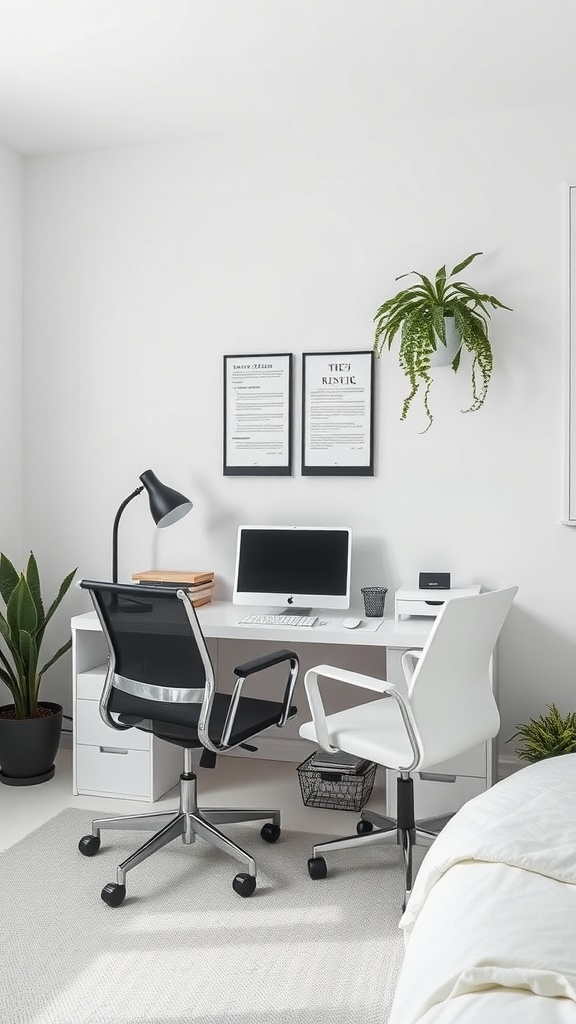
0,142,23,707
0,142,23,561
21,105,576,757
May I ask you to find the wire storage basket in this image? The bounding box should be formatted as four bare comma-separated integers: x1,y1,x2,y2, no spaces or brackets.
297,753,377,812
361,586,388,617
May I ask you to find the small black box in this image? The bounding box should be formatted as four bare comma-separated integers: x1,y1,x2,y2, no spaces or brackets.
419,572,451,590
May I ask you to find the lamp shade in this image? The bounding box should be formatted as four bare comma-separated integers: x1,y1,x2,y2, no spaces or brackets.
139,470,193,528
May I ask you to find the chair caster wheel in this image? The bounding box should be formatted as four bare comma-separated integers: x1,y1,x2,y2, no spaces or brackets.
308,855,327,880
357,819,374,835
233,872,256,897
260,822,281,843
78,834,101,856
101,882,126,907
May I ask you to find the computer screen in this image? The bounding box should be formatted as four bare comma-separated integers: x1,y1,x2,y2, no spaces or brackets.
233,525,352,610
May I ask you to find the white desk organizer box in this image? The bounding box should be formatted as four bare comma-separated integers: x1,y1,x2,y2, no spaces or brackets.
395,584,482,621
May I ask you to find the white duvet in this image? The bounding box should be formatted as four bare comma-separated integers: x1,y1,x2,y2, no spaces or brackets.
388,754,576,1023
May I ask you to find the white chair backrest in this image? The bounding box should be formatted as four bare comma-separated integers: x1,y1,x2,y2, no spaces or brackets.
408,586,518,770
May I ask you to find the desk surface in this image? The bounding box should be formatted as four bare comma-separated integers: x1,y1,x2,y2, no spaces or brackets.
72,600,434,649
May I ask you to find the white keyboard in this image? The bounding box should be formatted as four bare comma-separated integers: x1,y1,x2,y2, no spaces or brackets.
238,613,318,627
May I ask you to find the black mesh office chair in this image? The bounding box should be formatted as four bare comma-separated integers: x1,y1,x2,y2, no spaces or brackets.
77,580,299,906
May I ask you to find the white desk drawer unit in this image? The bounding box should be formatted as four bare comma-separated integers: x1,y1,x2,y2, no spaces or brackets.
76,697,149,749
386,772,486,819
72,653,181,802
76,744,151,799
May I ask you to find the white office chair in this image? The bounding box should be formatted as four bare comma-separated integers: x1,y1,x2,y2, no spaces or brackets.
299,586,518,908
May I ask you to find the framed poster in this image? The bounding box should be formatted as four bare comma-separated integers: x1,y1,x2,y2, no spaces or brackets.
302,350,374,475
223,353,292,475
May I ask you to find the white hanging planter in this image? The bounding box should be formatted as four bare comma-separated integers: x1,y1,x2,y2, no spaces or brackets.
429,316,462,367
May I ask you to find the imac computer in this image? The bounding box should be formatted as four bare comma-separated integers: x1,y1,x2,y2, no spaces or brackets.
233,525,352,613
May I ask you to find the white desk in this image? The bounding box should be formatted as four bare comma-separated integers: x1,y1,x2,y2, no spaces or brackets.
198,601,432,647
71,602,495,817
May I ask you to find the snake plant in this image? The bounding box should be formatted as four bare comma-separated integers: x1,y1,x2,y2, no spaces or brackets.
373,251,512,431
0,552,76,718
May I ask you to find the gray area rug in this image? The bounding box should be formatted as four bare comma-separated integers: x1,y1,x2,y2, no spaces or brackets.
1,808,406,1023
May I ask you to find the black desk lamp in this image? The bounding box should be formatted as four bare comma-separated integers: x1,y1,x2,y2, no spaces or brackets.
112,469,193,583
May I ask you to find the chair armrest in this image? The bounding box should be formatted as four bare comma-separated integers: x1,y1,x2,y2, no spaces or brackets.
303,664,409,755
401,649,422,686
216,649,299,747
233,648,298,677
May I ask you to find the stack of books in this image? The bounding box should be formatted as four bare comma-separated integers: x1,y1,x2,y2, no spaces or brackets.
131,569,215,607
309,749,370,774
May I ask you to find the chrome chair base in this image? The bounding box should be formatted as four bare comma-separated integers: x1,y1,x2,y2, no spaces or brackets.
81,749,280,903
308,777,440,909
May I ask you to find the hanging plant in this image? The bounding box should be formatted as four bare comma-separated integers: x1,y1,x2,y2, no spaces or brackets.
373,252,512,431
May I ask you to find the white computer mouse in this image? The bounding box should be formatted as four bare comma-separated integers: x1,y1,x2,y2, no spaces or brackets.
342,617,362,629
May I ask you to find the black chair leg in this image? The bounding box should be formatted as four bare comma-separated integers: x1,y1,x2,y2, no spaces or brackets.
199,749,217,769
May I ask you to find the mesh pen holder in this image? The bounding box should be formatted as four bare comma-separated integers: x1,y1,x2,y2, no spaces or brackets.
361,586,388,617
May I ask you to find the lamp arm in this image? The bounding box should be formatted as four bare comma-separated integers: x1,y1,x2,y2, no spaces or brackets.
112,486,144,583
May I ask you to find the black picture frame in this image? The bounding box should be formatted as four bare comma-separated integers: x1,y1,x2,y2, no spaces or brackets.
302,350,374,476
223,353,293,476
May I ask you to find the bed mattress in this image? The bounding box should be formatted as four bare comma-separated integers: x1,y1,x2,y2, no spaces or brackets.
388,754,576,1023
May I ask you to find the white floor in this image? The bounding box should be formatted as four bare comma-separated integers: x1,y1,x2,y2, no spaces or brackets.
0,745,388,852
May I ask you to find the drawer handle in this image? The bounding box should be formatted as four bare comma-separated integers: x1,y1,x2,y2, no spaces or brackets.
99,746,129,755
418,772,457,783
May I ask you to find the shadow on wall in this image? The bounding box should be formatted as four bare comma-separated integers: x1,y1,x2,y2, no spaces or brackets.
186,474,247,601
350,534,393,610
496,603,576,763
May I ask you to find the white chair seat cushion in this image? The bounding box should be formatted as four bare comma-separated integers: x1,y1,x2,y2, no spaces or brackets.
299,696,415,770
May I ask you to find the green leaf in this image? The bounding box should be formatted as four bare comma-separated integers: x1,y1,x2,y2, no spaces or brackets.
450,252,483,276
0,664,17,692
430,306,446,346
20,630,38,689
434,264,447,302
39,636,72,678
0,611,25,680
6,578,37,649
0,553,19,606
413,273,439,302
35,567,77,651
450,282,513,312
25,551,44,624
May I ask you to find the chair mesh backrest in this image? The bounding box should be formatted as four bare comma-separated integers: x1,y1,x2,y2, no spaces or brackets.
83,581,208,695
408,586,517,769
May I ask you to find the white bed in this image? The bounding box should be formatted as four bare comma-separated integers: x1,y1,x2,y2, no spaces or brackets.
388,754,576,1023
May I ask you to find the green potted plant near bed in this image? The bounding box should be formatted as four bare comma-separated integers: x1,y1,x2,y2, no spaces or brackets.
0,551,76,785
508,703,576,763
373,251,512,432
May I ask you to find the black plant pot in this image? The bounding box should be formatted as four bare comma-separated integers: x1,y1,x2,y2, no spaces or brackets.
0,702,63,786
